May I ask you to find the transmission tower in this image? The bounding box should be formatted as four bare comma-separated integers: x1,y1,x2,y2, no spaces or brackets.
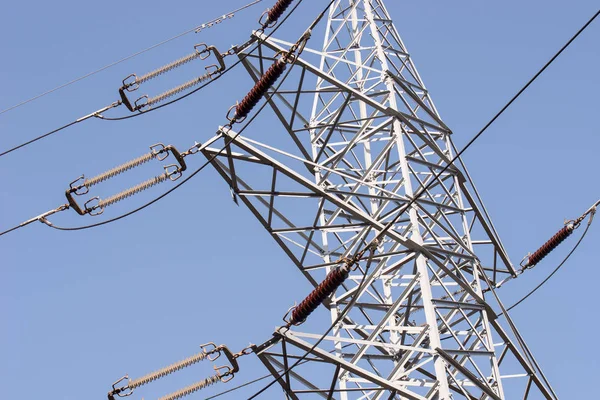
202,1,557,398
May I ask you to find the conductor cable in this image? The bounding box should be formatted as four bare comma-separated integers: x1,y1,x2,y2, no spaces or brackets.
0,101,121,158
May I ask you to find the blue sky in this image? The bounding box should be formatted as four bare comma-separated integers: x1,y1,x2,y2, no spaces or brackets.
1,1,598,398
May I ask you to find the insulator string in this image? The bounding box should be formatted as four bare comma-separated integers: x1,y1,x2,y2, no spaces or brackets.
288,265,349,326
97,173,169,210
265,0,295,26
500,210,595,315
158,374,221,400
84,152,157,188
1,0,305,235
132,52,204,87
233,59,287,121
522,224,574,268
143,72,214,108
128,351,208,389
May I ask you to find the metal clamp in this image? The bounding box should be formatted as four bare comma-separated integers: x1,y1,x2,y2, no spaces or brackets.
108,375,132,399
65,178,90,216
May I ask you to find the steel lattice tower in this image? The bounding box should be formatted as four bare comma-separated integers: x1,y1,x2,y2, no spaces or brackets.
202,1,558,398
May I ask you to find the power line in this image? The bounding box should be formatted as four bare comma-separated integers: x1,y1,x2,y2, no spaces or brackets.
0,0,262,116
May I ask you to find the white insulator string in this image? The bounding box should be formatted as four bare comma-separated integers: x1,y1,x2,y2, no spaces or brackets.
133,52,204,86
158,374,221,400
84,152,157,188
144,72,214,108
128,351,209,389
98,173,169,209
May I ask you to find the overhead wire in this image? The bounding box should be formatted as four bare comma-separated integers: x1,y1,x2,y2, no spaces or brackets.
39,0,307,233
0,101,121,158
0,0,262,116
203,373,272,400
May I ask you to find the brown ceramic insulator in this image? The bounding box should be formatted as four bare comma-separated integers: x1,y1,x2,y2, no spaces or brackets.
266,0,295,25
290,266,349,325
234,59,286,121
526,225,574,267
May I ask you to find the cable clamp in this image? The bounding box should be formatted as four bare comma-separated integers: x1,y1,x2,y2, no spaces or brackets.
85,197,103,216
282,302,301,326
108,375,132,399
213,345,241,382
164,164,183,181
